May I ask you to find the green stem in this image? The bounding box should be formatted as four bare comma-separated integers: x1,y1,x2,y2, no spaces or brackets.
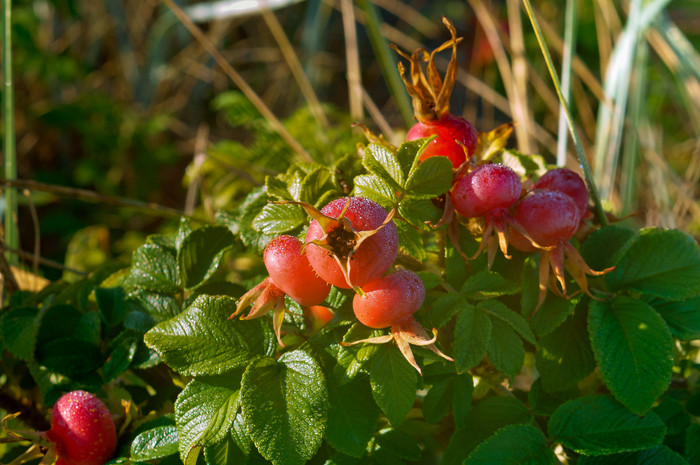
356,0,414,128
556,0,578,167
521,0,608,226
2,0,18,265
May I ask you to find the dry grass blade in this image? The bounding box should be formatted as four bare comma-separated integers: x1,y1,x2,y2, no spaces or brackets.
341,0,363,121
161,0,314,164
260,2,330,129
468,0,534,153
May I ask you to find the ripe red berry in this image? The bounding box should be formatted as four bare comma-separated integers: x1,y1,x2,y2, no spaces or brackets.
305,197,398,289
353,270,425,329
451,163,521,218
407,115,477,169
533,168,589,217
47,390,117,465
514,190,581,248
264,235,330,306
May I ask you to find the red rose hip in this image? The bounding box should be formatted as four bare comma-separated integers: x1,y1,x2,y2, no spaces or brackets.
407,115,477,169
451,163,521,218
264,235,330,306
47,390,117,465
514,190,580,248
353,270,425,329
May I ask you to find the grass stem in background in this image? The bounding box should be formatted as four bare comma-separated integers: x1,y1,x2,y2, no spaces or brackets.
2,0,18,266
521,0,607,226
356,0,413,128
556,0,578,167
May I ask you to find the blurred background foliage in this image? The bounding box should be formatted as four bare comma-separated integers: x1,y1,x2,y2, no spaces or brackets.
1,0,699,282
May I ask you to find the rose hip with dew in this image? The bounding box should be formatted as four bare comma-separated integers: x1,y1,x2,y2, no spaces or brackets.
353,269,425,329
305,197,398,289
450,163,521,218
263,234,330,306
407,115,477,169
47,390,117,465
344,269,451,374
533,168,589,218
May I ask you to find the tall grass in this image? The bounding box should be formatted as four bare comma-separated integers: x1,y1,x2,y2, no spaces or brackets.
2,0,18,266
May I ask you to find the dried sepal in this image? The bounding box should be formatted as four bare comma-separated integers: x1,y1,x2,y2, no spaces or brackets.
230,277,287,346
391,17,462,122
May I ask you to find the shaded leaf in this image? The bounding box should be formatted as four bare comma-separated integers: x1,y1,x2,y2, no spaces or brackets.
464,424,555,465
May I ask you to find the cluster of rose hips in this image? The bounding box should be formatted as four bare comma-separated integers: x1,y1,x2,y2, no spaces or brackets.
233,196,451,373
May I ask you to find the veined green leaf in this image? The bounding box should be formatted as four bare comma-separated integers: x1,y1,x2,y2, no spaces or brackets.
144,295,268,376
396,139,429,179
487,319,525,378
253,203,307,236
578,445,689,464
404,156,453,199
464,424,555,465
353,174,397,209
375,428,422,461
477,300,536,345
536,307,595,393
395,220,427,261
176,378,241,464
549,395,666,456
442,396,532,465
369,344,418,426
453,302,491,373
241,351,328,465
0,306,41,361
204,436,247,465
326,376,380,458
130,243,181,293
462,270,520,300
589,296,673,414
652,295,700,340
363,143,405,191
131,425,179,460
178,225,235,290
606,228,700,300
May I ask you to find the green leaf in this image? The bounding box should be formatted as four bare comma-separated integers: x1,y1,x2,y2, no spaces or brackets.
218,187,275,254
178,226,235,290
334,324,382,383
265,175,293,201
442,396,532,465
651,295,700,340
580,225,637,272
300,166,336,204
548,395,667,456
577,445,690,464
606,228,700,300
353,174,397,209
369,344,418,426
453,302,491,373
130,243,181,293
375,428,422,461
395,139,428,179
422,377,453,424
397,198,440,230
241,351,328,465
204,436,247,465
462,271,521,300
0,307,41,360
487,319,525,378
95,287,129,327
521,256,576,336
131,425,179,460
326,376,380,458
528,379,579,417
589,296,673,414
404,156,453,199
35,338,103,376
395,220,427,261
144,295,267,376
477,300,536,345
464,424,556,465
686,423,700,465
363,143,405,191
104,333,139,382
536,307,595,392
452,373,474,429
128,290,181,322
252,203,307,236
176,378,240,464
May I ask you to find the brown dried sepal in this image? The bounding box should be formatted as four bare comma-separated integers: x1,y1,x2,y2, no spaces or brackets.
340,316,452,375
229,277,286,346
391,17,462,122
